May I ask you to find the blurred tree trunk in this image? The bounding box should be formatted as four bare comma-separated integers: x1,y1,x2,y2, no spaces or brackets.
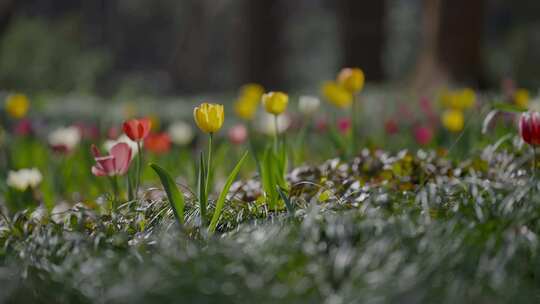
0,0,17,35
335,0,385,81
240,0,287,90
170,1,211,93
438,0,485,87
412,0,485,91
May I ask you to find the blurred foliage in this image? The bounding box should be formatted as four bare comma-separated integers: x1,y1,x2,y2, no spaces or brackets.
0,17,111,93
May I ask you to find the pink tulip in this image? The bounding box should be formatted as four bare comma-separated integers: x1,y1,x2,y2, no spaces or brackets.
13,119,33,136
337,117,351,134
228,124,248,145
91,143,132,177
414,125,433,146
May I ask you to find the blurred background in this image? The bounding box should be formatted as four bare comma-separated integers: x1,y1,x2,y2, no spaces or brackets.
0,0,539,97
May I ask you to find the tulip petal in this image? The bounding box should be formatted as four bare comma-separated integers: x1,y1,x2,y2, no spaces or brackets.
110,143,132,175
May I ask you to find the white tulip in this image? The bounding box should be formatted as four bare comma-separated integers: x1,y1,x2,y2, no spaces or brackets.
298,95,320,115
48,126,81,151
167,121,194,145
257,112,291,135
7,168,43,191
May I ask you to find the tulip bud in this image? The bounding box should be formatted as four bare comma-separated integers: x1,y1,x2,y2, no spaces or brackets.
337,67,365,93
262,91,288,115
193,103,224,133
442,109,464,132
123,118,152,141
519,111,540,145
5,93,30,119
298,96,320,116
322,82,353,109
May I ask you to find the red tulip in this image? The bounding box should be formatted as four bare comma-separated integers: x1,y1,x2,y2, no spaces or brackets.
91,143,132,176
414,125,433,146
123,118,151,141
144,132,171,154
228,124,248,145
519,112,540,145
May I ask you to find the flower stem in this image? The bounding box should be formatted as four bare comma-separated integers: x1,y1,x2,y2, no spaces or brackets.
110,176,119,209
533,146,537,193
205,133,213,204
351,94,357,156
135,140,143,199
274,115,279,153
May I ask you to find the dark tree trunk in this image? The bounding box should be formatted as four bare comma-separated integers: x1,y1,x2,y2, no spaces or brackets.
0,0,17,35
240,0,287,90
336,0,385,81
437,0,485,87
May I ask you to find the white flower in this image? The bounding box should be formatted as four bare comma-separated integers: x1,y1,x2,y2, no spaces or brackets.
104,134,138,159
298,95,320,115
7,168,43,191
48,126,81,152
167,121,194,145
257,112,291,135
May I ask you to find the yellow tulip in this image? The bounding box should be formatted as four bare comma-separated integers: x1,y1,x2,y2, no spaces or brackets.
440,88,476,110
442,109,464,132
322,81,353,109
262,91,288,115
5,94,30,119
193,103,224,133
149,115,161,131
234,98,258,120
240,83,264,103
514,88,530,110
458,88,476,109
337,67,365,93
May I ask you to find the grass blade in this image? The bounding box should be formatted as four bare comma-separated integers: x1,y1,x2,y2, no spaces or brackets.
208,151,249,234
150,163,185,225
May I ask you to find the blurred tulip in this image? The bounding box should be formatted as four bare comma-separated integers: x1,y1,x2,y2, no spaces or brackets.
7,168,42,191
262,91,289,115
519,111,540,145
91,143,132,176
514,89,530,110
234,97,258,120
193,103,224,133
74,122,99,140
337,67,365,93
322,81,352,109
414,126,433,145
298,96,320,116
108,126,120,139
257,112,291,135
104,134,138,160
149,115,161,131
442,109,464,132
167,120,194,145
315,117,328,133
13,119,33,136
123,117,152,141
48,126,82,153
239,83,264,102
440,88,476,110
144,133,171,154
337,117,351,134
384,119,399,135
228,124,248,145
5,94,29,119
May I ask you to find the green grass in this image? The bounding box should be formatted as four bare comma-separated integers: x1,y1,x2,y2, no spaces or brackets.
2,139,540,303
